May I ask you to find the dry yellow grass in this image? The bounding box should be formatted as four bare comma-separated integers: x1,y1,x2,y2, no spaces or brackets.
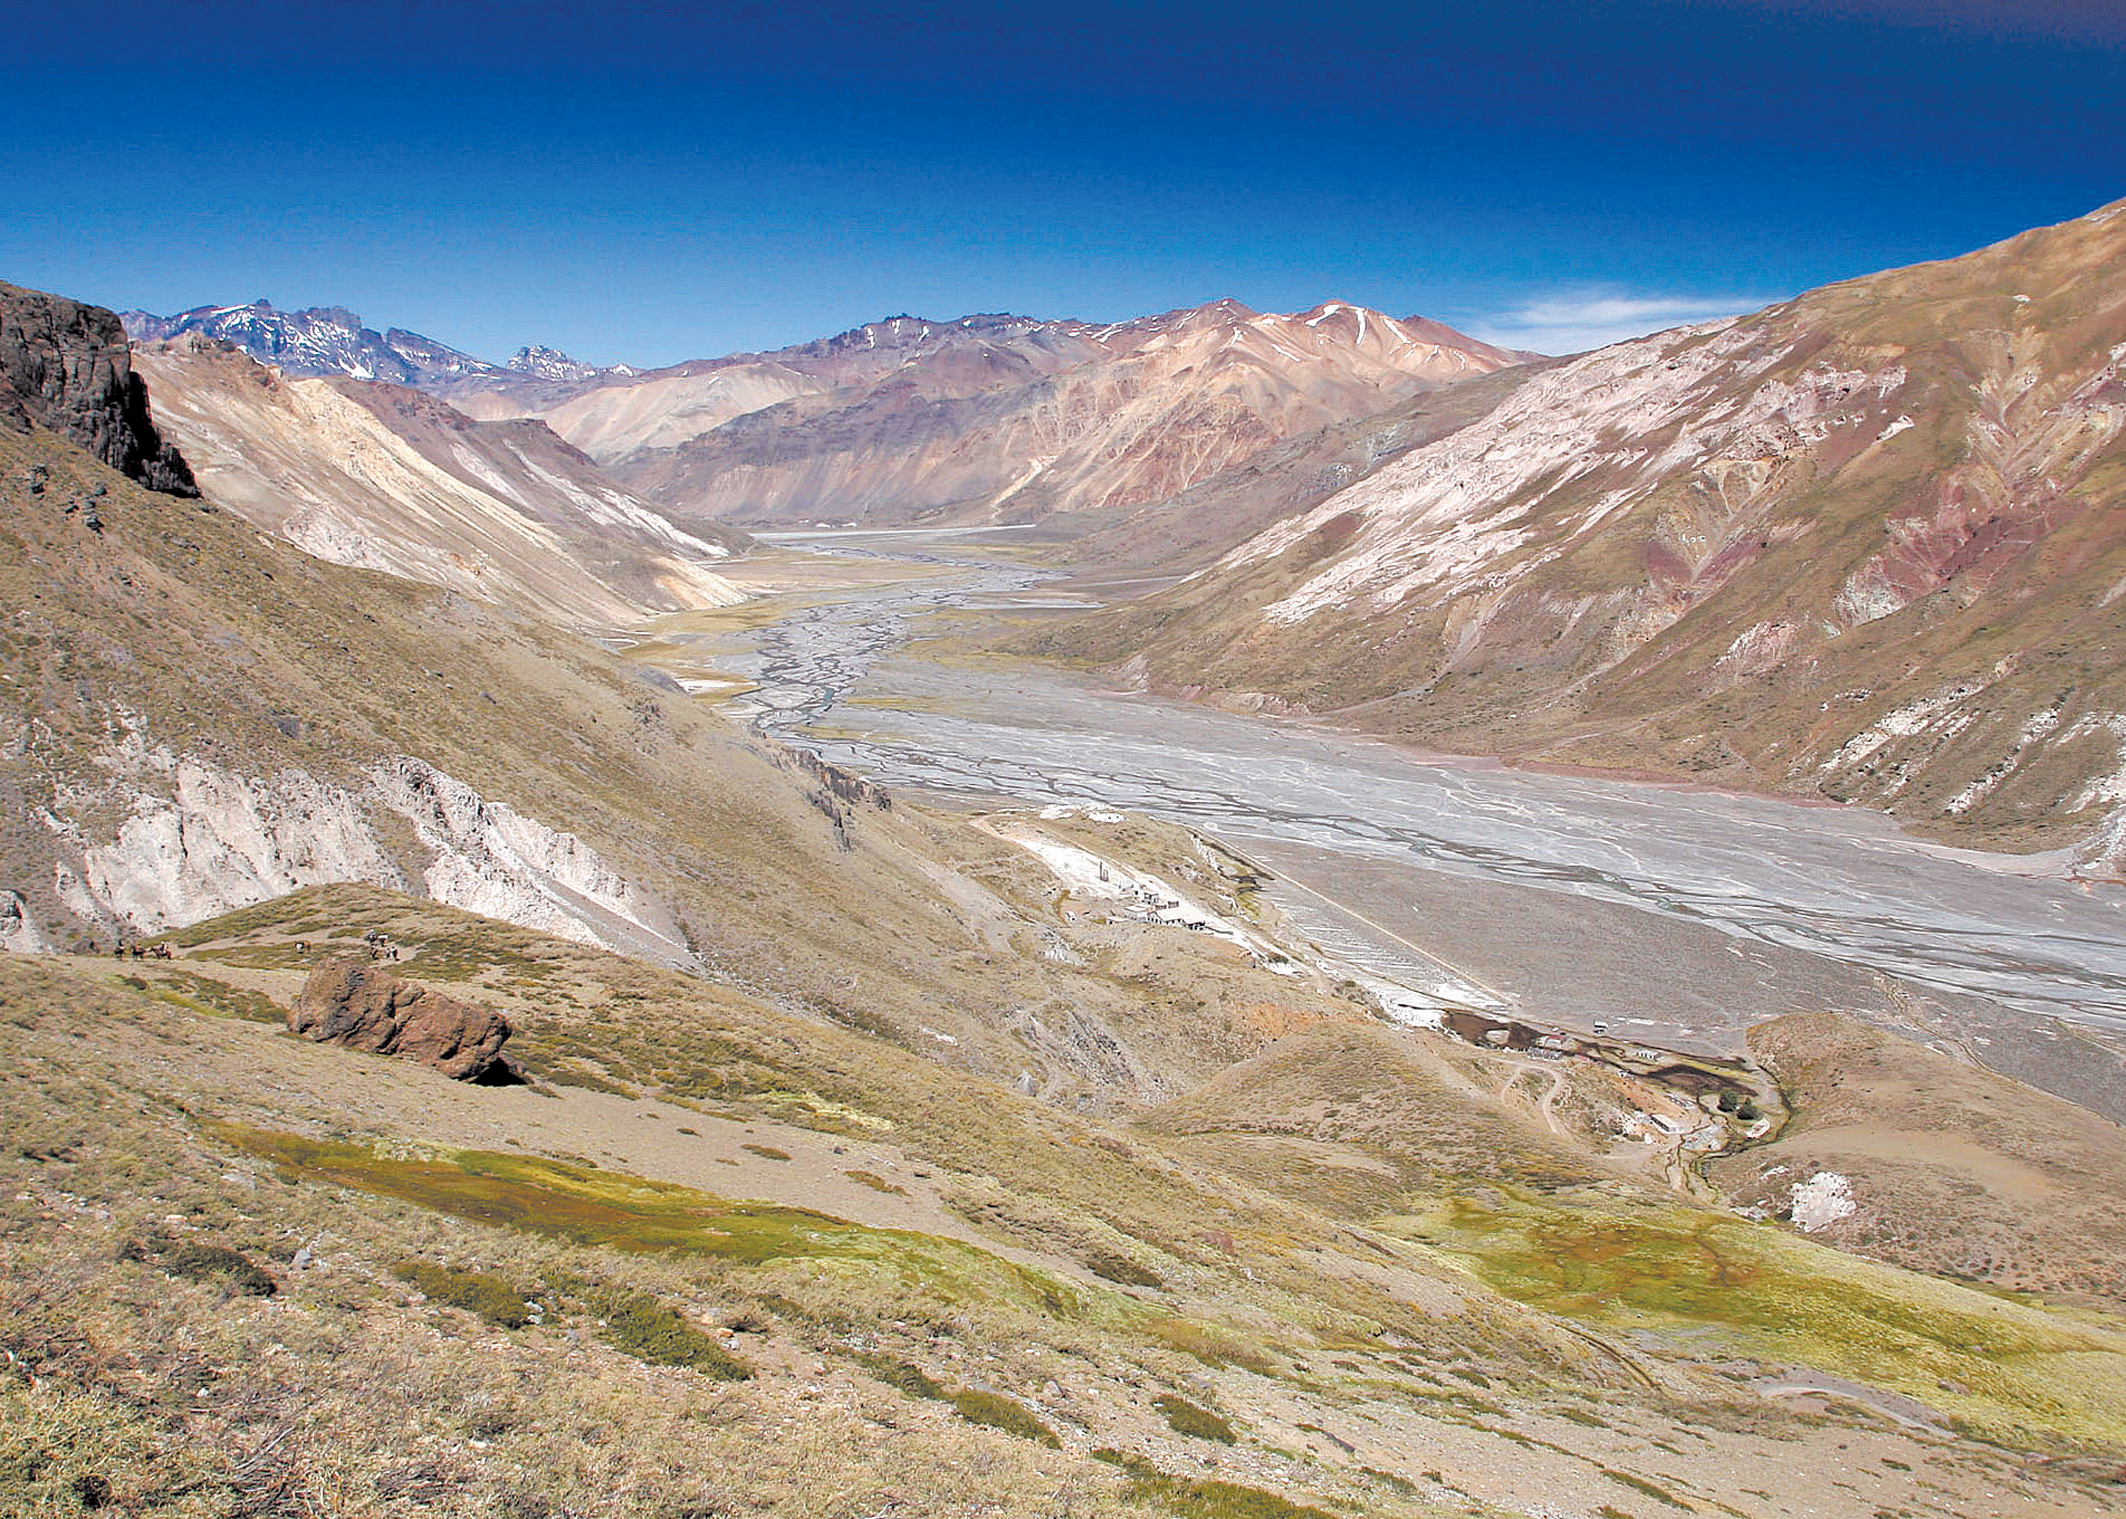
5,916,2122,1518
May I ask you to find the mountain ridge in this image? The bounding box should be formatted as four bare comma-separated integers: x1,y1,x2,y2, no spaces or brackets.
130,335,748,628
1032,197,2126,869
122,295,1535,537
536,297,1533,530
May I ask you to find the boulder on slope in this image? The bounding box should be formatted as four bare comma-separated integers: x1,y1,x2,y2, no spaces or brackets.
290,954,518,1083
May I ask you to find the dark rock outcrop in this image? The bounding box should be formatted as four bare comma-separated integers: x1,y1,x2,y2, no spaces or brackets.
290,954,518,1082
1,281,198,495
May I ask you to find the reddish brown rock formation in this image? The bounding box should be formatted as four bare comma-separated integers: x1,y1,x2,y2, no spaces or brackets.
290,955,518,1083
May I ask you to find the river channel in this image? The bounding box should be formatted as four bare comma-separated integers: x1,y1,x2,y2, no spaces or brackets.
656,530,2126,1092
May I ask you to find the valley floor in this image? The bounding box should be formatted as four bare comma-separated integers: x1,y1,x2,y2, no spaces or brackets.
626,533,2126,1115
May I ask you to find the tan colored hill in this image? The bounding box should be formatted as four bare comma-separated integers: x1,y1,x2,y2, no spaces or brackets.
1042,199,2126,868
466,302,1528,530
132,337,748,628
1710,1011,2126,1314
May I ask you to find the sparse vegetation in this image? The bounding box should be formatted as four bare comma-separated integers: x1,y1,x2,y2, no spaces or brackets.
1095,1449,1338,1518
4,879,2121,1518
392,1258,534,1328
1602,1467,1691,1510
162,1242,276,1296
1155,1393,1238,1443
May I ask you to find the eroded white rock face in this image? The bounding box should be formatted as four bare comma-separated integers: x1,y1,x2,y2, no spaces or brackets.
1789,1171,1858,1232
367,757,691,963
0,890,49,954
35,736,691,966
1221,321,1910,626
58,760,405,933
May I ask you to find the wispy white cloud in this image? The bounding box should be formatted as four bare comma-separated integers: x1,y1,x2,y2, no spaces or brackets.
1467,291,1779,357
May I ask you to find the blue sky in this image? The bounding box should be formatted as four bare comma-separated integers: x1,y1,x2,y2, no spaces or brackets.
8,1,2121,364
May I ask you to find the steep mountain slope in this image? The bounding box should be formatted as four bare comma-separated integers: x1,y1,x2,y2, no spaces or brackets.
474,302,1528,530
1047,360,1560,582
3,281,196,495
1049,199,2126,866
0,339,1366,1106
131,337,746,627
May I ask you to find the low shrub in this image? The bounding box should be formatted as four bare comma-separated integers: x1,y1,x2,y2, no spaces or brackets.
1084,1249,1163,1289
594,1291,750,1381
858,1356,949,1401
948,1390,1059,1447
393,1259,533,1329
164,1243,275,1296
1156,1393,1238,1444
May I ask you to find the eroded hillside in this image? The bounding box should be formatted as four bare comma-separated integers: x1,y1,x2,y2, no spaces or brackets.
1041,199,2126,867
132,338,745,628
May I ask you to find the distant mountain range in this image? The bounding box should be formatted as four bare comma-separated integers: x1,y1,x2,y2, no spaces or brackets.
122,297,1535,533
475,300,1535,531
120,300,632,391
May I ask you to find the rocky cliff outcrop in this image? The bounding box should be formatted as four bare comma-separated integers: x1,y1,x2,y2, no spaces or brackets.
1,282,197,495
290,954,517,1082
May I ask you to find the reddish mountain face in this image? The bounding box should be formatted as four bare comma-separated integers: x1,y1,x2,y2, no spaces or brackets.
1044,200,2126,869
461,301,1529,530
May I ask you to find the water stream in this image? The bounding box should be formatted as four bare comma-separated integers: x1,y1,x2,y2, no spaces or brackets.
706,531,2126,1034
